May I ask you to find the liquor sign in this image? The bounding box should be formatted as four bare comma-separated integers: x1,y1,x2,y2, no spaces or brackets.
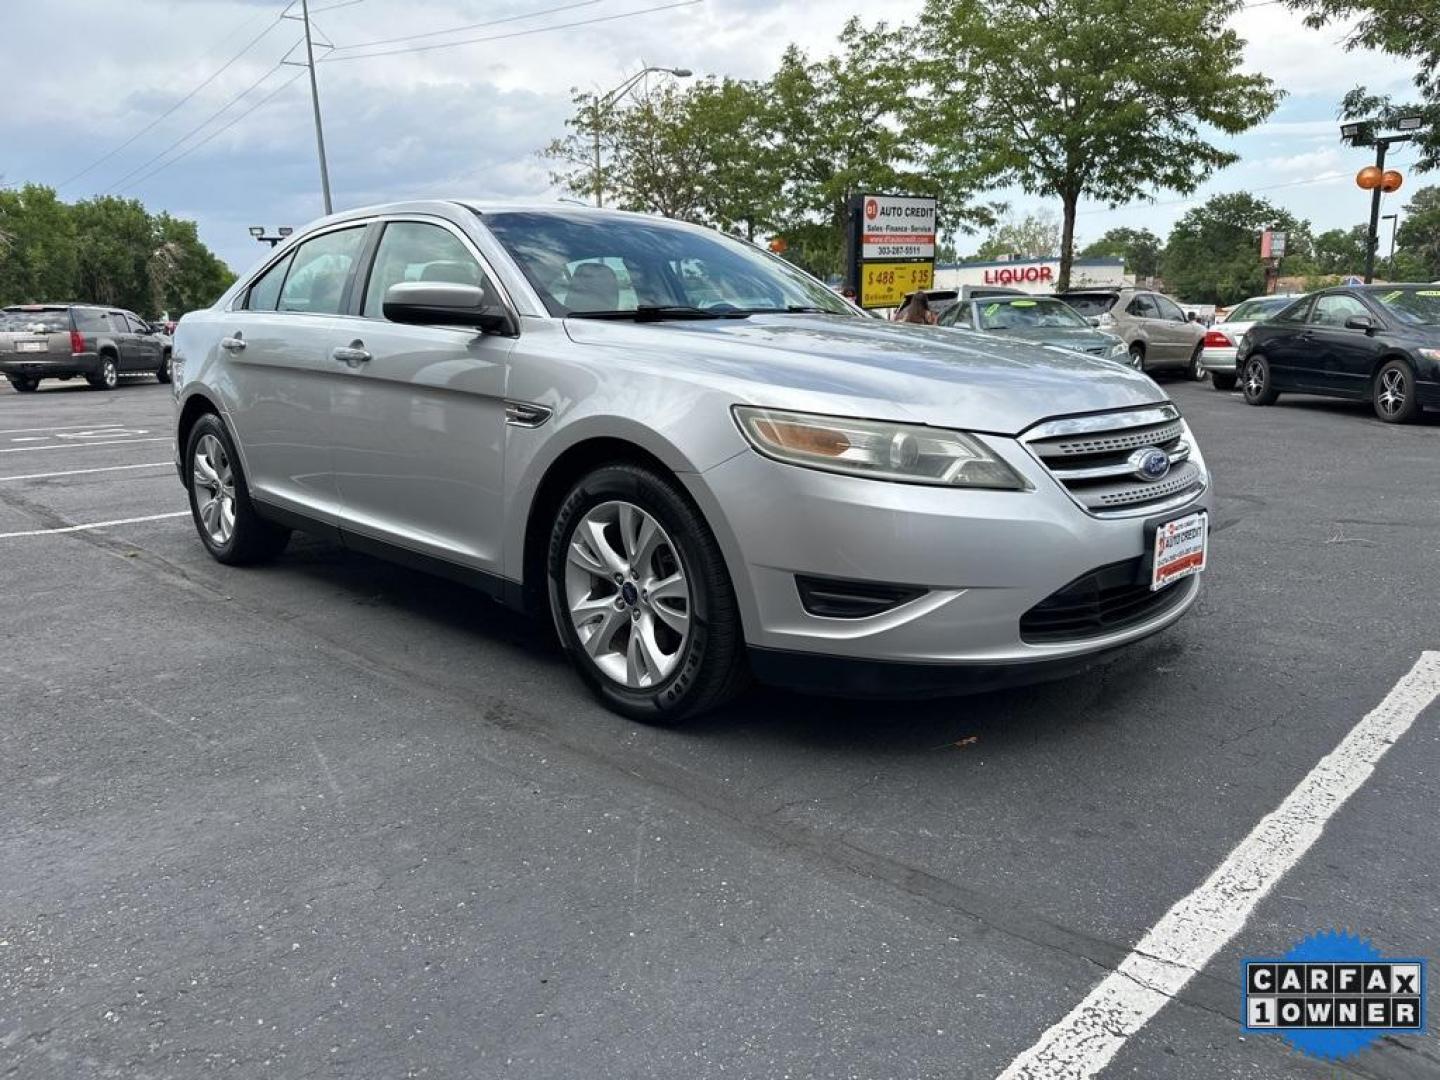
847,193,939,309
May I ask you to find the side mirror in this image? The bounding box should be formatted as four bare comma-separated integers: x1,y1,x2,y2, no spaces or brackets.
382,281,517,335
1343,314,1377,332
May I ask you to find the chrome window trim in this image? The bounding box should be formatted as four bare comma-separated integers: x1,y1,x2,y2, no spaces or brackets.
226,217,376,314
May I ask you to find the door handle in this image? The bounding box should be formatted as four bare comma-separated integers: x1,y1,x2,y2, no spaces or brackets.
331,342,371,367
220,333,246,352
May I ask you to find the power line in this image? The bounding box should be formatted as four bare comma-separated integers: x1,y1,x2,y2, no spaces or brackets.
327,0,604,52
102,55,298,194
116,70,309,195
57,0,292,190
319,0,703,63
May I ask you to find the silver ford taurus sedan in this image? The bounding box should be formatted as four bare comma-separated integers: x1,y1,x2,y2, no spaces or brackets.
172,201,1211,723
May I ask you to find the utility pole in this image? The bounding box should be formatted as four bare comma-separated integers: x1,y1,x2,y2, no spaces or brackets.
300,0,333,215
1343,114,1426,284
1363,140,1386,285
588,66,692,208
1382,213,1399,280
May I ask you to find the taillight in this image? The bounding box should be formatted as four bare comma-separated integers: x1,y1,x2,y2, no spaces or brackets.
1203,330,1229,348
70,330,85,355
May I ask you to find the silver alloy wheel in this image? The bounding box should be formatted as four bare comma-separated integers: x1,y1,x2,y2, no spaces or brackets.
1128,347,1144,371
100,358,117,388
192,433,237,546
564,500,691,689
1244,358,1265,397
1190,348,1207,381
1377,368,1406,417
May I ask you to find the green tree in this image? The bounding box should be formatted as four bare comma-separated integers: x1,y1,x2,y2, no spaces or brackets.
1081,227,1162,279
1286,1,1440,170
912,0,1281,290
975,212,1061,260
1395,186,1440,279
1161,193,1312,304
0,184,78,304
1311,224,1371,276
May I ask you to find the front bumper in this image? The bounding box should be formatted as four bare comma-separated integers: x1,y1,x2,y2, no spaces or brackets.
687,436,1210,679
1199,345,1237,374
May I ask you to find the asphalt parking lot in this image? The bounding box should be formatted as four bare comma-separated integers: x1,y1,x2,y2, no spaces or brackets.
1,374,1437,1080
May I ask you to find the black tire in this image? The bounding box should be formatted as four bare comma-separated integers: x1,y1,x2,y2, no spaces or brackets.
184,412,290,565
546,463,749,724
1188,343,1207,381
1211,371,1238,391
1372,358,1421,424
8,376,39,393
156,351,172,384
1241,353,1278,406
87,355,118,390
1127,343,1146,373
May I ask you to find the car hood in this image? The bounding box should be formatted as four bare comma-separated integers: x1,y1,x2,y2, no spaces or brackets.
988,326,1121,355
563,314,1166,435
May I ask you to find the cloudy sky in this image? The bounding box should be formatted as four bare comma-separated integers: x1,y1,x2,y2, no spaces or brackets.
3,0,1423,277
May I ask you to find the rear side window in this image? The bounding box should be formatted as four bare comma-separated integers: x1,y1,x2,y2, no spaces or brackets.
939,303,972,328
1272,297,1312,324
246,252,294,311
278,227,367,314
1127,295,1159,318
107,312,130,332
72,308,107,332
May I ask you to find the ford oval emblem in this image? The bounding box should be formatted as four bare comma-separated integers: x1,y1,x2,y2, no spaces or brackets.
1129,447,1171,482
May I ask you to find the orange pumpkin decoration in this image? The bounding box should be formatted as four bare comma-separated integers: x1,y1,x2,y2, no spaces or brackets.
1356,166,1383,190
1381,169,1403,193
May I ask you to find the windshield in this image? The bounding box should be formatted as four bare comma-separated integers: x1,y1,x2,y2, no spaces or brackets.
977,297,1088,331
1,308,69,332
1052,293,1116,317
1225,297,1292,323
481,211,854,318
1370,287,1440,326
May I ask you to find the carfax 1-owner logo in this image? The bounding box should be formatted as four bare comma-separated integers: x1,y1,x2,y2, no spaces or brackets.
1242,931,1427,1062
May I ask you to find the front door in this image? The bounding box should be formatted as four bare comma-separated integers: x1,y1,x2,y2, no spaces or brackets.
107,311,143,371
218,222,371,521
1306,293,1383,395
124,312,161,371
328,218,513,576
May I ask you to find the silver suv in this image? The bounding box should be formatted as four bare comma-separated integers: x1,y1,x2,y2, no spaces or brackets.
172,202,1211,723
1053,289,1208,378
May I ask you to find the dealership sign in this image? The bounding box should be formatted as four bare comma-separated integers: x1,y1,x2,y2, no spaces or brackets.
849,193,939,308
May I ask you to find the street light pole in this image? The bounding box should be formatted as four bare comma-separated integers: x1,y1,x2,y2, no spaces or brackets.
300,0,333,215
589,66,692,208
1382,213,1399,281
1363,140,1386,284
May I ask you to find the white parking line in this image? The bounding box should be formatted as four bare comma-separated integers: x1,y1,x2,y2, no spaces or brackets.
0,437,168,454
0,462,173,483
996,650,1440,1080
0,422,141,435
0,511,188,540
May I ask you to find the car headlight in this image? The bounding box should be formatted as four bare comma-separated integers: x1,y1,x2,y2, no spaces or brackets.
1108,339,1128,358
1418,347,1440,362
732,406,1027,489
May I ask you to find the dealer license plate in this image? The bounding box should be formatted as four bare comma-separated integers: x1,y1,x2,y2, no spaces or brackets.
16,340,47,352
1151,511,1208,591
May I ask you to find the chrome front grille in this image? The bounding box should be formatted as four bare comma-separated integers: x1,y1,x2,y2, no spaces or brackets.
1022,404,1205,517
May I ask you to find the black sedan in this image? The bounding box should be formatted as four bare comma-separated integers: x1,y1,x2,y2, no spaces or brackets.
1236,285,1440,423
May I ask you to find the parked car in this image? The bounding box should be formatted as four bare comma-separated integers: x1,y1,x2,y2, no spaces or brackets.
1200,294,1298,390
936,293,1129,362
1050,288,1208,377
173,202,1211,723
1237,284,1440,423
0,303,172,392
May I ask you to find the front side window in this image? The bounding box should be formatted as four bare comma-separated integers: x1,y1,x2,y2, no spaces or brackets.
362,221,491,318
277,227,367,315
1153,295,1187,322
482,211,853,317
126,314,149,334
246,252,294,311
1310,294,1371,328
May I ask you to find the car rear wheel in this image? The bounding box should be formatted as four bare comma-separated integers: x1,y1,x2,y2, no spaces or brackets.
156,351,172,384
1211,371,1237,391
547,463,748,724
185,414,290,565
1127,344,1146,372
8,376,39,393
1373,359,1420,424
1188,344,1207,381
1242,354,1278,406
87,356,118,390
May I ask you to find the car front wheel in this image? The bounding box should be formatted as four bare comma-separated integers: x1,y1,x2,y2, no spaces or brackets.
547,463,748,724
1373,359,1420,424
1127,344,1146,372
185,413,290,564
1242,354,1278,406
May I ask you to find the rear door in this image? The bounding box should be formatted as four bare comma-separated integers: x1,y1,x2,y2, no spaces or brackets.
1124,293,1162,357
218,222,371,521
1151,294,1201,364
327,216,514,574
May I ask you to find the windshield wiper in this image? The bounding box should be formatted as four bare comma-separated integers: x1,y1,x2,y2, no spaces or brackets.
737,305,837,315
568,305,750,322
